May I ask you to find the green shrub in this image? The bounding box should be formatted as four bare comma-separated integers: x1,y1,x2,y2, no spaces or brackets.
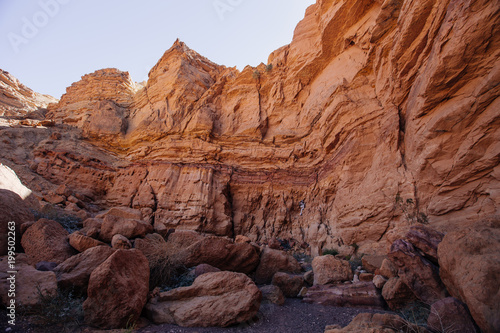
252,70,261,79
265,64,273,72
322,248,339,256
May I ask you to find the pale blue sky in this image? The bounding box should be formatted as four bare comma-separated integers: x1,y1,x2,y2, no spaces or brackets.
0,0,316,99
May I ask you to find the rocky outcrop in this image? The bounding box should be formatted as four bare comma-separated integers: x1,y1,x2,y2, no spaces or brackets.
0,0,497,256
83,249,149,329
0,188,34,255
0,69,57,117
145,271,262,327
438,217,500,333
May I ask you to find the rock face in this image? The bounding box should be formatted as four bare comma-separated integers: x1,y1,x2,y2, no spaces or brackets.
438,218,500,333
83,249,150,329
0,69,57,117
0,0,496,256
21,219,76,264
145,271,262,327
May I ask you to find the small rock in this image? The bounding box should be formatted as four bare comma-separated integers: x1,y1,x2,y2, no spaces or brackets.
379,259,397,278
235,235,251,243
69,230,107,252
194,263,221,277
111,234,132,249
298,287,308,298
272,272,305,298
268,237,281,250
359,272,374,282
373,275,388,289
303,270,314,286
35,261,58,271
260,284,285,305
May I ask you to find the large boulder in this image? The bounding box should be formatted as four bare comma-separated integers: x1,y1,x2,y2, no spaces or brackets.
312,255,353,285
100,214,153,242
254,248,302,284
169,234,260,274
21,219,76,264
438,218,500,333
361,255,386,274
0,189,34,255
272,272,304,298
145,271,262,327
405,225,444,263
83,249,150,329
53,246,115,294
303,282,385,309
68,230,107,253
0,254,57,307
427,297,478,333
389,239,447,304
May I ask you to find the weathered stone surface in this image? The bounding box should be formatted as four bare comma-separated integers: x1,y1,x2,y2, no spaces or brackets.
111,234,132,249
303,282,385,309
272,272,304,298
35,261,58,272
0,254,57,307
194,264,221,277
361,255,386,274
0,69,57,117
381,277,416,311
324,312,425,333
260,284,285,306
170,234,260,274
100,214,153,242
69,230,107,252
427,297,478,333
389,239,447,304
21,218,75,264
405,225,444,263
373,275,387,289
379,259,397,279
312,255,353,286
83,249,149,329
304,270,314,286
255,248,302,284
438,218,500,333
54,245,115,293
144,271,261,327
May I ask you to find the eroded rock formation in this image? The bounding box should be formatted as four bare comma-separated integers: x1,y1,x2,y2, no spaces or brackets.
1,0,499,255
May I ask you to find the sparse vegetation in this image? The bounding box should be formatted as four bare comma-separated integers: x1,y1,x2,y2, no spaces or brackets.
252,70,261,80
395,193,429,225
31,206,82,233
20,286,84,329
322,248,339,256
348,254,364,272
396,301,431,330
265,64,273,72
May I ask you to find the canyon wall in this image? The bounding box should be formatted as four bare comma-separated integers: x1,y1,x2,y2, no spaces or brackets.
1,0,499,254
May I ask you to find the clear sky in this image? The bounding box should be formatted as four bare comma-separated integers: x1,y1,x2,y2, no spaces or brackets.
0,0,316,99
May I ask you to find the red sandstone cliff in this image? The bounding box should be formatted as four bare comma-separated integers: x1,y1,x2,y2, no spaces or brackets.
1,0,499,254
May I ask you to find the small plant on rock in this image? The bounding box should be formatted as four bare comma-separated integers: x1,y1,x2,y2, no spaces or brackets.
252,70,261,80
395,193,429,225
265,64,273,72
